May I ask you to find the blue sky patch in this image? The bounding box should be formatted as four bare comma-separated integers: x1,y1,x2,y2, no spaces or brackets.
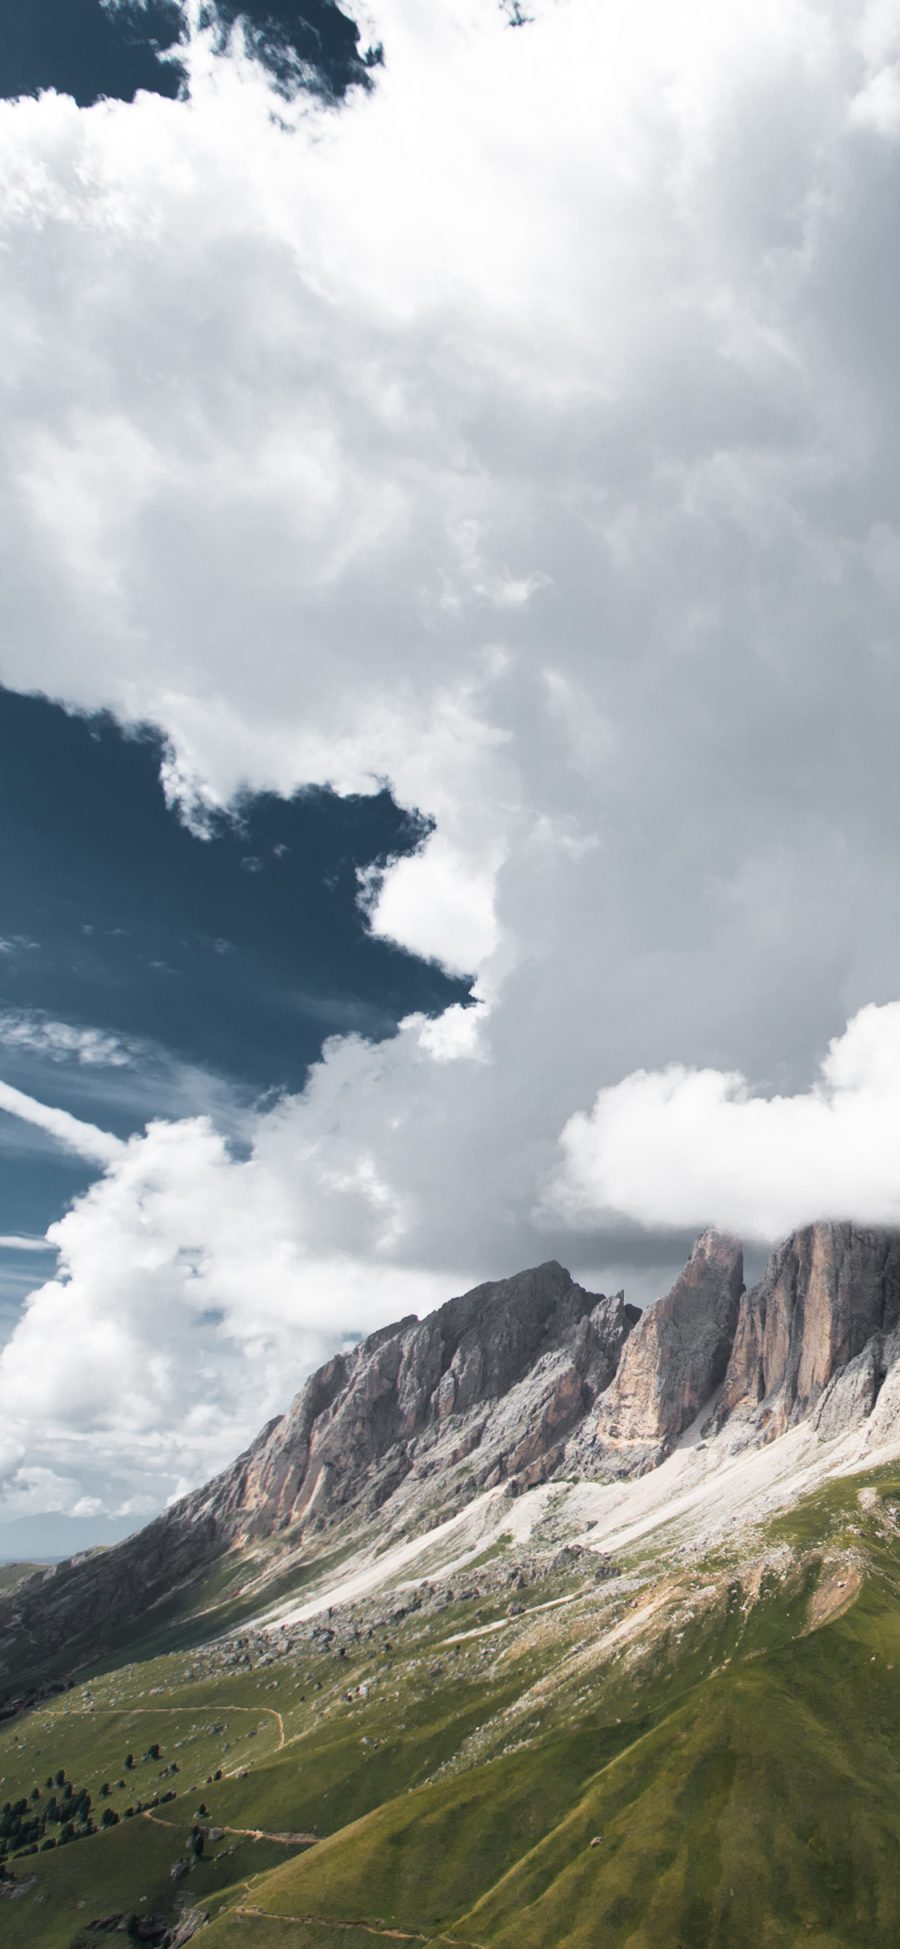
0,1,378,109
0,686,469,1249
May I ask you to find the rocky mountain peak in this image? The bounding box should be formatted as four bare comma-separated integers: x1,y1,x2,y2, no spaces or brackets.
1,1258,641,1686
12,1219,900,1693
591,1227,744,1467
717,1220,900,1438
210,1259,638,1538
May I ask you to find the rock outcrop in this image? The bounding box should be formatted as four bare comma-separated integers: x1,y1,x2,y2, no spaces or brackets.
590,1229,744,1469
716,1223,900,1439
0,1262,637,1689
203,1261,639,1535
812,1331,896,1442
10,1221,900,1699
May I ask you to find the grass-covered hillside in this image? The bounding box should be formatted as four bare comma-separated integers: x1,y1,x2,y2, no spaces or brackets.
3,1470,900,1947
0,1562,44,1596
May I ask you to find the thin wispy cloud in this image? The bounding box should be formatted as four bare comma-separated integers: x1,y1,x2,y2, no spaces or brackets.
0,935,38,955
0,1010,135,1067
0,1080,124,1168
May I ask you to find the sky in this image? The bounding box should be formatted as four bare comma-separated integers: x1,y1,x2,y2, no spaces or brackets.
4,0,900,1553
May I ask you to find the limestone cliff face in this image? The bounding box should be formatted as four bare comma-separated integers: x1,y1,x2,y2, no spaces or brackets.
0,1263,637,1688
717,1223,900,1438
592,1229,744,1465
203,1261,639,1535
11,1222,900,1700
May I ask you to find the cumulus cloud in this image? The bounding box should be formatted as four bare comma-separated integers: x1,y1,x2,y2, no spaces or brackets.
0,1465,93,1520
550,1002,900,1242
6,1,900,1514
0,1095,467,1516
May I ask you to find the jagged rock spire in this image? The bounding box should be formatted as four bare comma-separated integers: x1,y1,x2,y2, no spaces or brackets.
593,1228,744,1464
11,1221,900,1690
716,1221,900,1438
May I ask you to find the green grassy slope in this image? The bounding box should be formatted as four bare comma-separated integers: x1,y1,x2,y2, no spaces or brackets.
0,1813,294,1949
198,1478,900,1949
6,1470,900,1947
0,1535,365,1697
0,1564,42,1596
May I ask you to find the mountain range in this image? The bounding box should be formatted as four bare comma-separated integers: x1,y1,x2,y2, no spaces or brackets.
7,1220,900,1694
5,1219,900,1946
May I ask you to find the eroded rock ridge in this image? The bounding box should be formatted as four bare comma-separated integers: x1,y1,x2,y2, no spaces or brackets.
202,1260,640,1535
718,1222,900,1438
592,1228,744,1470
6,1221,900,1691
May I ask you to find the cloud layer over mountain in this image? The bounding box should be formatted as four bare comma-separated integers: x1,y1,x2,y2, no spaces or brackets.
4,0,900,1518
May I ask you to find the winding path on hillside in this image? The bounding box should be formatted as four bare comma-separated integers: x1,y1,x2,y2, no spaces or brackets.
141,1807,316,1846
236,1906,488,1948
56,1702,285,1749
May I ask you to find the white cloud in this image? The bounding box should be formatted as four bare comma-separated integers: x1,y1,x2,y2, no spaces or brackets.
0,1011,134,1067
851,64,900,132
0,1464,94,1521
0,1080,125,1166
2,0,837,983
409,999,490,1064
0,1102,468,1514
6,2,900,1515
0,1235,55,1253
359,835,502,975
551,1002,900,1241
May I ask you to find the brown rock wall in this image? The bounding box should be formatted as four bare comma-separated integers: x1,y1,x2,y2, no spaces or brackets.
594,1229,744,1455
718,1222,900,1436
